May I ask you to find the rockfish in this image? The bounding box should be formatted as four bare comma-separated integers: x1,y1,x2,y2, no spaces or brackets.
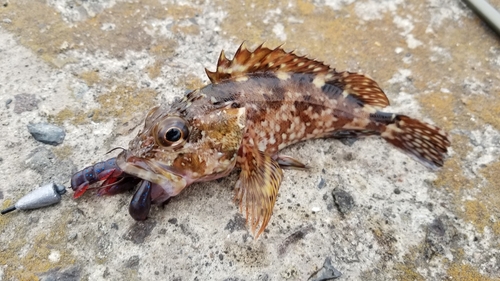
82,43,450,237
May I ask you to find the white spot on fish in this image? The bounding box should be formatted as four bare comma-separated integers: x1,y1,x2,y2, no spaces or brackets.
277,71,290,80
313,75,325,88
258,140,267,151
235,76,249,82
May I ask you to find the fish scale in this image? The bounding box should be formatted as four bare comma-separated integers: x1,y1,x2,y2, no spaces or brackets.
71,43,451,237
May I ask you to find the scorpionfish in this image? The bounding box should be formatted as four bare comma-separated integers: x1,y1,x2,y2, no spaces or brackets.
114,43,450,237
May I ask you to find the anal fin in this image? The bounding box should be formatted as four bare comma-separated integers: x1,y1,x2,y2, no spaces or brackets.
235,143,283,238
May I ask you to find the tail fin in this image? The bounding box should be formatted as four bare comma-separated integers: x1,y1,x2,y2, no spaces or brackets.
381,115,450,168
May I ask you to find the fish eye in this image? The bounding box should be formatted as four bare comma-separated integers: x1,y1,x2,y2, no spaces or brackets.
155,117,189,147
165,128,182,142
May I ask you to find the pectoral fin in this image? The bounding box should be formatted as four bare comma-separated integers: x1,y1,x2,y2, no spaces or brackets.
235,144,283,238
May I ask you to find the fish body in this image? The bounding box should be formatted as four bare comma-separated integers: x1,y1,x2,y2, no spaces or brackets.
115,43,450,236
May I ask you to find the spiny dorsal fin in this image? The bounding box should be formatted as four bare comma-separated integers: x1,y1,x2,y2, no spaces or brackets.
205,43,390,109
205,42,330,83
328,72,390,109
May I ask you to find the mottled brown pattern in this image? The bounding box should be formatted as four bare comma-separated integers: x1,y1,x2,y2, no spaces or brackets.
116,44,450,236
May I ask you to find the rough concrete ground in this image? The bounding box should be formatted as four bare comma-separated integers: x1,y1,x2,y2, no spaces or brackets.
0,0,499,280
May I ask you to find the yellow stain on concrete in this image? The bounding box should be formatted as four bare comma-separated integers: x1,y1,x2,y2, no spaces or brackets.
93,86,158,124
478,160,500,235
296,0,314,15
216,0,411,84
149,43,177,57
52,144,74,160
0,0,194,65
79,70,101,87
147,60,163,79
176,73,205,90
447,263,495,281
419,85,499,236
147,42,177,79
0,0,192,142
0,213,76,280
0,199,13,229
394,263,425,281
433,135,473,190
463,200,489,233
48,107,89,126
171,24,200,35
49,85,157,127
464,95,500,131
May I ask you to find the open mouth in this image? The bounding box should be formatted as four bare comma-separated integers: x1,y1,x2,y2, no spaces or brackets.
116,151,188,201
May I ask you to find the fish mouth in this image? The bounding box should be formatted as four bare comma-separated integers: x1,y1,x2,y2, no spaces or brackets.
116,151,188,201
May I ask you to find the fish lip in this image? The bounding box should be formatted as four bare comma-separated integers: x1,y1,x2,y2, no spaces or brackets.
116,151,187,197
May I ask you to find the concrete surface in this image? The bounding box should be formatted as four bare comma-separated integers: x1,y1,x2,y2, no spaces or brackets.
0,0,499,280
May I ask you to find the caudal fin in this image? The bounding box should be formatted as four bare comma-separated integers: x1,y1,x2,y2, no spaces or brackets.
381,115,450,168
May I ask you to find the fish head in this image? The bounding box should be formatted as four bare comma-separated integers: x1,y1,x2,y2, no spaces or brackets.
116,103,246,203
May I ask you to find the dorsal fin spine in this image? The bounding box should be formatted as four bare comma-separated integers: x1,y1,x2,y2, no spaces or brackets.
205,43,390,109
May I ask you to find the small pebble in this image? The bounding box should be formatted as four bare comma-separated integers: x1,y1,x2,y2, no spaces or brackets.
332,189,354,215
27,123,66,146
317,177,326,189
67,233,78,241
394,188,401,194
309,257,342,281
